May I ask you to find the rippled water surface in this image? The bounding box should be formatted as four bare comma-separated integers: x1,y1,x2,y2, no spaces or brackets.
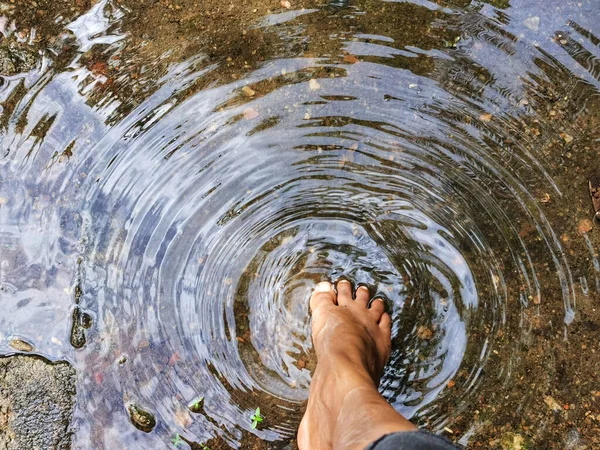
1,0,600,448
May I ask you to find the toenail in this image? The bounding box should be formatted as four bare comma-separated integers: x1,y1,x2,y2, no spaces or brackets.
337,280,350,285
316,281,332,292
358,285,369,291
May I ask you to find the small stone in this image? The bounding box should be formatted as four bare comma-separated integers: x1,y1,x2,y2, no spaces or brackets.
479,113,493,122
309,79,320,91
243,107,259,120
9,338,34,352
578,219,593,234
127,403,156,433
409,83,419,89
242,85,255,97
524,16,540,32
447,380,456,388
280,0,291,8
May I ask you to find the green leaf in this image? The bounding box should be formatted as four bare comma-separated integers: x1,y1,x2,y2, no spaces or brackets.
171,434,183,447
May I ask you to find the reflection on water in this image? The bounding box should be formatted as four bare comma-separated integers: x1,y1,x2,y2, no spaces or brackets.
1,0,600,447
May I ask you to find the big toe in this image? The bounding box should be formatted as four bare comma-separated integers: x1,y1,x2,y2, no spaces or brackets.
310,281,336,312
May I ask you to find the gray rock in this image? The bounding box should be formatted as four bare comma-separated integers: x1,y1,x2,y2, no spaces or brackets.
0,354,76,450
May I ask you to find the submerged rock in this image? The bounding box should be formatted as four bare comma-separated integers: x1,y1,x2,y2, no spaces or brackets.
8,338,34,352
127,403,156,433
0,43,38,76
0,354,76,450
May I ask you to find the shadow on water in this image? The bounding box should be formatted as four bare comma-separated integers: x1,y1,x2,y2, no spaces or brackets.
1,0,600,448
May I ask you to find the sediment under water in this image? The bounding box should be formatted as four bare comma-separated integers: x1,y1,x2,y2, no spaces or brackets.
1,0,599,448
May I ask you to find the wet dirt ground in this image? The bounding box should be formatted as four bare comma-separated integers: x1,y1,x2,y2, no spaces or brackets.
1,0,600,449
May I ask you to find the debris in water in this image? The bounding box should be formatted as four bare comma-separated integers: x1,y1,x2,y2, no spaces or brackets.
127,403,156,433
544,395,563,412
540,193,551,203
559,132,573,144
500,432,531,450
242,85,255,97
479,113,492,122
343,54,359,64
417,325,433,340
9,338,34,352
309,78,320,91
589,172,600,221
243,107,259,120
578,219,593,234
524,16,540,32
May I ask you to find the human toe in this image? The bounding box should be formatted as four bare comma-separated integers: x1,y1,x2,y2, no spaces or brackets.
310,281,336,311
355,285,370,308
336,279,354,307
379,311,392,334
369,298,386,320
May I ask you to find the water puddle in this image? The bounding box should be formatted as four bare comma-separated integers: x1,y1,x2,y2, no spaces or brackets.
1,0,600,447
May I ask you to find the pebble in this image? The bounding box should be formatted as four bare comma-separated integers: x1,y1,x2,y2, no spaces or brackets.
127,403,156,433
242,85,255,97
578,219,593,234
524,16,540,32
9,338,34,352
243,107,259,120
309,79,320,91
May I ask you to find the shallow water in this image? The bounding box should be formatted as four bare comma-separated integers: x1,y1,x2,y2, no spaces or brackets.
1,0,600,448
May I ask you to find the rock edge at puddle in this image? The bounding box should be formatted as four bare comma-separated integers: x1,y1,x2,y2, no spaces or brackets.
0,354,76,450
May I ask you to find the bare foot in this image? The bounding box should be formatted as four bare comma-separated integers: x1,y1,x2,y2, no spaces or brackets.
298,280,415,450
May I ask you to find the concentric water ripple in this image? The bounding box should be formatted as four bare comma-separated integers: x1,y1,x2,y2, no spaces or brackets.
1,0,600,448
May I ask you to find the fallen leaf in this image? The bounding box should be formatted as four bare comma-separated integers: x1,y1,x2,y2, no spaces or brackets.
343,54,359,64
243,107,259,120
560,132,574,144
479,113,492,122
578,219,593,234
